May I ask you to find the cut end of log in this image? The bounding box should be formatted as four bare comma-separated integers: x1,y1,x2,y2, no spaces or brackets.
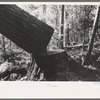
0,5,54,54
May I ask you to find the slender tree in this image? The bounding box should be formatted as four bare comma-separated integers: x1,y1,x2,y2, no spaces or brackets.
9,40,12,52
66,24,70,46
2,35,5,52
61,5,65,48
42,5,46,22
82,6,86,52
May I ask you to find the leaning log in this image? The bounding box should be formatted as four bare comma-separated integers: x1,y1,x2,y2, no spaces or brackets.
83,6,100,65
0,5,54,54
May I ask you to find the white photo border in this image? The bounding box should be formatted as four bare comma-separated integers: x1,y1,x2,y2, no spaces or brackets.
0,1,100,99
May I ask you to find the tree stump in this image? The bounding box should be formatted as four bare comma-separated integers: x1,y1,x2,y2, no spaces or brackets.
35,49,68,81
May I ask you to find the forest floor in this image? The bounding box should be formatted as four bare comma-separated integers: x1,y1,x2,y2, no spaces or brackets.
59,43,100,81
0,43,100,81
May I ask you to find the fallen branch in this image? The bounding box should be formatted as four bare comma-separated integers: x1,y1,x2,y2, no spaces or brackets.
65,42,100,49
0,61,27,79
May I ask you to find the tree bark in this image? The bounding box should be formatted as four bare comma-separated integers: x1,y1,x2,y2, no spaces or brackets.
35,49,68,81
61,5,65,49
0,5,54,55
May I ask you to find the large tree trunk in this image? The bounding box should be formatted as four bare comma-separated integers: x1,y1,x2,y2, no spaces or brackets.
0,5,71,80
35,49,68,81
0,5,54,55
83,6,100,65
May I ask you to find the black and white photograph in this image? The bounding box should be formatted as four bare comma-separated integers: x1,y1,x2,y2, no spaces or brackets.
0,3,100,82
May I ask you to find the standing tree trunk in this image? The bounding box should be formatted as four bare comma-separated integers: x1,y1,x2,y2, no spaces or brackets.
42,5,47,23
35,49,68,81
87,6,91,44
55,6,60,49
82,8,86,52
66,24,70,46
9,40,12,52
83,6,100,66
61,5,65,49
2,35,5,52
